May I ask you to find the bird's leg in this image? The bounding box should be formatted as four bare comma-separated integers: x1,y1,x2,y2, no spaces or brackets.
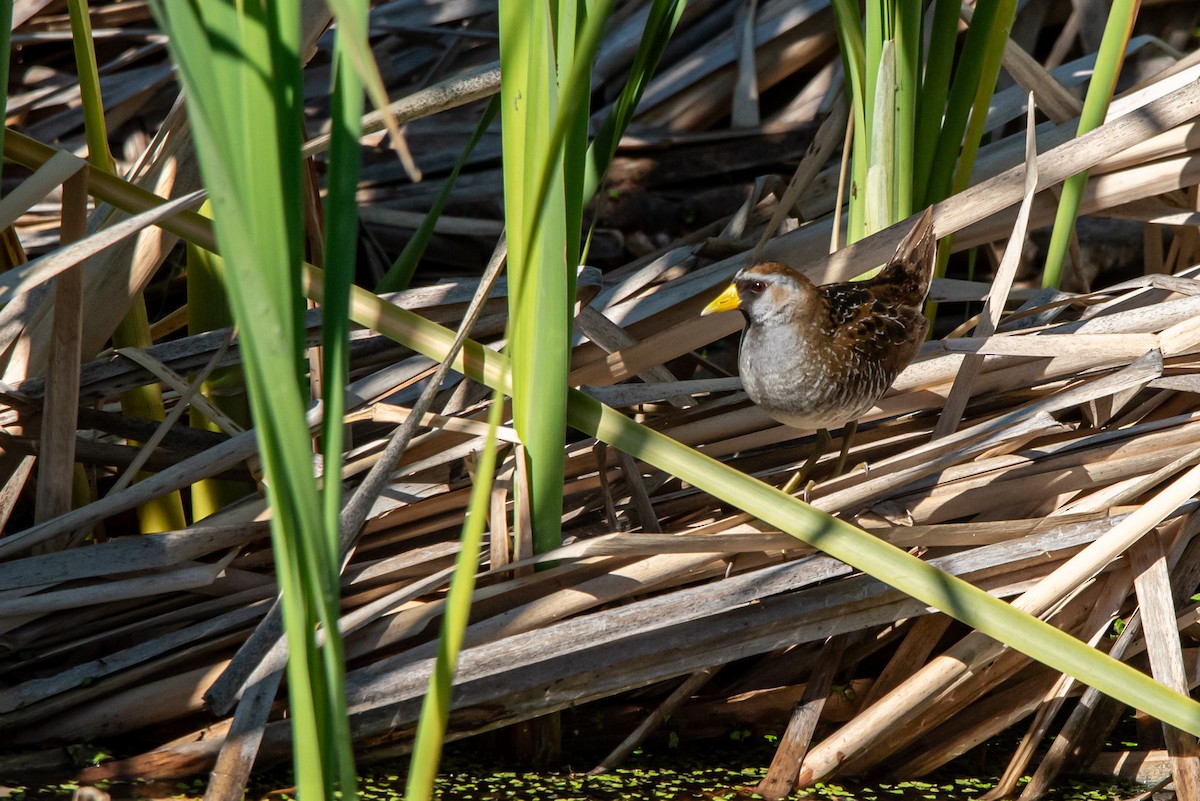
831,420,858,477
782,428,831,496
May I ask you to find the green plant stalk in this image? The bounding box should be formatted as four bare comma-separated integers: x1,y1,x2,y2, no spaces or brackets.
948,0,1017,203
554,0,588,273
319,6,374,797
377,97,499,294
527,0,616,238
863,0,886,141
66,0,115,175
563,392,1200,735
186,205,252,519
829,0,868,241
892,0,919,220
924,0,1014,333
926,0,1016,331
1041,0,1141,289
324,16,365,563
318,6,367,799
864,41,895,237
581,0,687,206
844,2,920,238
498,0,571,556
277,1,344,793
111,307,187,532
399,0,675,566
405,393,504,801
920,0,1006,206
148,1,353,798
505,0,630,558
913,0,965,206
321,0,401,153
912,0,960,206
849,3,936,236
488,7,610,757
68,0,185,533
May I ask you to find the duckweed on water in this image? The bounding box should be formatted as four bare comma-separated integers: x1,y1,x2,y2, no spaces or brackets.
350,747,1140,801
6,745,1145,800
2,771,1145,801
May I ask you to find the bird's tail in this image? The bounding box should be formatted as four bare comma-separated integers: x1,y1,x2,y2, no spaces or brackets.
875,207,937,303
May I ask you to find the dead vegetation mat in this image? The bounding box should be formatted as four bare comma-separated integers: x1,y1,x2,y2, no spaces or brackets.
5,2,1200,800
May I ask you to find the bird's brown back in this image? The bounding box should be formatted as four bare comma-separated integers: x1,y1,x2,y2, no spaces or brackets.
813,209,936,385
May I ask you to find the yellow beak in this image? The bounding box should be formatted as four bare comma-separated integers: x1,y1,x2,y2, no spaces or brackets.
701,283,741,316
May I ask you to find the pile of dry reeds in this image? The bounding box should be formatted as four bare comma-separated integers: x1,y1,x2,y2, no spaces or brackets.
5,1,1200,799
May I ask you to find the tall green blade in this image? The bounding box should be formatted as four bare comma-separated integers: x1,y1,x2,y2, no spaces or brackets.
582,0,687,205
829,0,868,240
148,1,354,798
1041,0,1141,288
892,0,920,219
920,0,1008,206
405,394,504,801
317,1,371,797
377,98,500,294
187,204,252,519
498,0,571,556
913,0,960,204
865,41,895,236
69,0,186,533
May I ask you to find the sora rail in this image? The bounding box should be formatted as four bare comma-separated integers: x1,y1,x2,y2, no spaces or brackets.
701,208,937,481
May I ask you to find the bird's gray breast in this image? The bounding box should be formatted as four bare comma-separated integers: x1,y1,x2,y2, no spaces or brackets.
738,320,862,429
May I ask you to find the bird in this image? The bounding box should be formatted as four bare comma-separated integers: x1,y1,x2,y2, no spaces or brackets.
701,208,937,490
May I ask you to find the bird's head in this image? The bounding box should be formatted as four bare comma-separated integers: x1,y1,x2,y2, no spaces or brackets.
701,262,818,327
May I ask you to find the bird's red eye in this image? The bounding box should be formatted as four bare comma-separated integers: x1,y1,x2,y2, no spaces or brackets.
749,280,766,294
